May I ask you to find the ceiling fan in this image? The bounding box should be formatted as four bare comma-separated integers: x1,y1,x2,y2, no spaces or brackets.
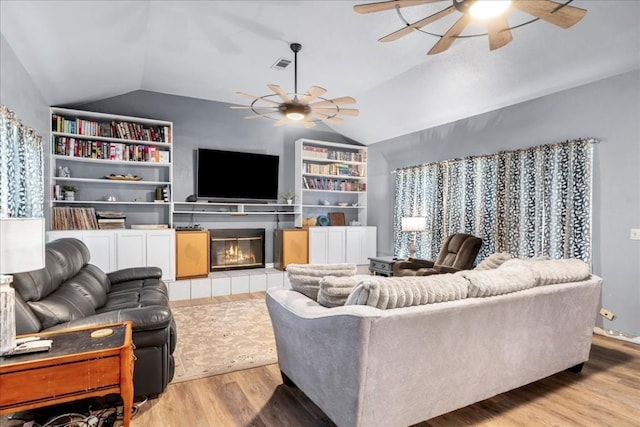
231,43,359,128
354,0,587,54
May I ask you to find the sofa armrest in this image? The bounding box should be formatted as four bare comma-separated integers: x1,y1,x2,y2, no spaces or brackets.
45,305,173,333
108,267,162,284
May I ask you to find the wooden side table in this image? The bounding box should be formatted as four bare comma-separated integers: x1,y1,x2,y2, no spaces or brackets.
0,322,134,426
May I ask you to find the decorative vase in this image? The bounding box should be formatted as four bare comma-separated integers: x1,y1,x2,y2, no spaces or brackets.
64,191,75,201
286,199,293,205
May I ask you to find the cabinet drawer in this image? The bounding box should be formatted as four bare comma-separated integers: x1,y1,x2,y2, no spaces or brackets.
1,356,120,407
370,261,393,272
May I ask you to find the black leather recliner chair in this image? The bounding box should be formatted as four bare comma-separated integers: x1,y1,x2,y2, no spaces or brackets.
12,238,176,398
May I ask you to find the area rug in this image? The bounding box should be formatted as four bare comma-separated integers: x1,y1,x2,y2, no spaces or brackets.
171,298,277,383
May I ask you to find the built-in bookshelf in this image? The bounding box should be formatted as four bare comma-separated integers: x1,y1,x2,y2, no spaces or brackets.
49,107,174,229
294,139,368,227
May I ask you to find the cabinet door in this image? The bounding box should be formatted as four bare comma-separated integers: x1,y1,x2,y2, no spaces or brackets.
362,226,377,264
175,231,209,279
326,227,346,264
116,231,147,270
46,230,83,242
281,229,308,269
147,230,175,281
308,228,328,264
82,231,116,273
345,227,362,265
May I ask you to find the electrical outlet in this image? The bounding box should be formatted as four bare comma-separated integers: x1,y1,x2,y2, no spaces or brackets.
631,229,640,240
599,308,615,321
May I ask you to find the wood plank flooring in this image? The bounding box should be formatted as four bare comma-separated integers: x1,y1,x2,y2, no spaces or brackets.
128,293,640,427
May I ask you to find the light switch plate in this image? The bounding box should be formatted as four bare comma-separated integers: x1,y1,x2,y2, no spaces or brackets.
631,229,640,240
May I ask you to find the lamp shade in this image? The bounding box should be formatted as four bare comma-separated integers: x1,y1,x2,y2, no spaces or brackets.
401,217,426,232
0,217,45,274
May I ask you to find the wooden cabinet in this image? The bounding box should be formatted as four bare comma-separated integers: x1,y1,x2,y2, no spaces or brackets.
175,230,210,279
274,228,308,270
308,226,377,265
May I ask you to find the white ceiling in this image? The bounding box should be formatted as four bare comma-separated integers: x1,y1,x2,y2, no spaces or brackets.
1,1,639,145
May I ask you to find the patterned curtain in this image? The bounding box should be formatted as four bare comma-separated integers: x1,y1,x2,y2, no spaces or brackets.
393,138,595,263
0,105,44,218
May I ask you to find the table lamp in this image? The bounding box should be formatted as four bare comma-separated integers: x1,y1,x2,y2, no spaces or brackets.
401,217,426,259
0,217,45,355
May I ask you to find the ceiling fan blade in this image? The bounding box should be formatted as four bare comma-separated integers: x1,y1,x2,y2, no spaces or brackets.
236,92,280,105
302,118,317,128
230,105,278,110
354,0,444,14
267,84,292,103
310,112,343,125
487,15,513,51
310,97,357,108
379,6,456,42
300,86,327,104
273,116,290,127
245,113,278,119
512,0,587,29
313,108,360,117
427,14,470,55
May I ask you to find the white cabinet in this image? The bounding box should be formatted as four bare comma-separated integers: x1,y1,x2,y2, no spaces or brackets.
345,226,377,265
46,229,175,281
116,231,147,270
146,230,175,281
308,226,376,265
294,139,367,228
49,107,173,229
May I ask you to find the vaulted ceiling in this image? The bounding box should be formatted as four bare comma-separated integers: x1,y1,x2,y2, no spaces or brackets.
1,1,638,144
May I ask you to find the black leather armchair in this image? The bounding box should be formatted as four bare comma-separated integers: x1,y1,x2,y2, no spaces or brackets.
394,233,483,276
12,238,176,398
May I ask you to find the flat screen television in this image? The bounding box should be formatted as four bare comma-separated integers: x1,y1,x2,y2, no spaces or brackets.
196,148,279,202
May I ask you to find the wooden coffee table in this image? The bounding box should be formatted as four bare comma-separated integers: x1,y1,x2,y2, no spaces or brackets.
0,322,134,426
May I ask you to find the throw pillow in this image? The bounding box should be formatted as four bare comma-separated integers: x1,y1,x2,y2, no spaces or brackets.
474,252,513,271
459,262,537,297
318,275,370,308
499,258,590,286
345,275,468,309
287,263,357,300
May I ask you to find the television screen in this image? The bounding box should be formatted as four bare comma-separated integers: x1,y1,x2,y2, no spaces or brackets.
196,148,279,201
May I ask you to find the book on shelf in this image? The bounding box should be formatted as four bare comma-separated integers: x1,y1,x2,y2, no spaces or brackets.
96,211,126,219
52,207,99,230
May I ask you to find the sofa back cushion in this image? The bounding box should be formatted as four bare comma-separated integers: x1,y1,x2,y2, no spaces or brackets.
13,238,92,302
27,282,97,329
346,274,469,309
288,264,357,300
318,275,370,308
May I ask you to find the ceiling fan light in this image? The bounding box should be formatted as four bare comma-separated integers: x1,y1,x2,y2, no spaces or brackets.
282,103,307,121
469,0,511,20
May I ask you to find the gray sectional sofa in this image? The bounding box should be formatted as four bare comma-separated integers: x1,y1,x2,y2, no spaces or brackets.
266,259,602,427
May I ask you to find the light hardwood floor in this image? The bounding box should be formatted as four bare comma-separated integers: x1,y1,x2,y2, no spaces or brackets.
128,294,640,427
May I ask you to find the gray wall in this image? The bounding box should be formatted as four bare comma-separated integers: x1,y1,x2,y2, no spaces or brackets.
368,70,640,337
75,90,357,263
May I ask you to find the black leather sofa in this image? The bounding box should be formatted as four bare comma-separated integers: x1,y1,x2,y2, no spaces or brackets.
12,238,176,398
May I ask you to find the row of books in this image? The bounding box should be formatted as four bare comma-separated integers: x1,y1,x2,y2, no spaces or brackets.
51,115,171,143
53,137,170,163
303,146,366,162
304,162,364,177
52,207,100,230
303,177,366,192
96,211,126,230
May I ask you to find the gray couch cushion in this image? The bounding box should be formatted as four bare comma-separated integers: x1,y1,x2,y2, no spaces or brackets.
346,274,469,309
474,252,513,270
288,263,357,300
318,275,370,308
